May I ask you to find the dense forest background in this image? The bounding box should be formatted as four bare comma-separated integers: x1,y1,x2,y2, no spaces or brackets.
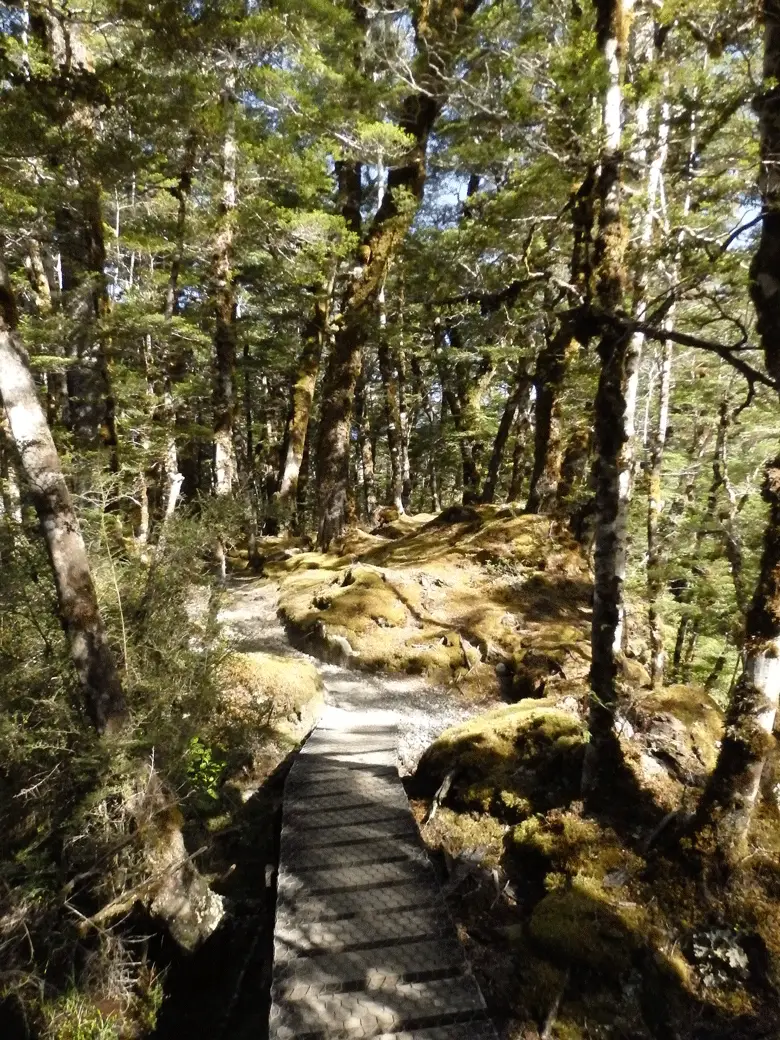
3,0,780,1038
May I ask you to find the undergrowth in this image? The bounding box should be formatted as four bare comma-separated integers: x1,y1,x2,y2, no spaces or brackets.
0,483,249,1039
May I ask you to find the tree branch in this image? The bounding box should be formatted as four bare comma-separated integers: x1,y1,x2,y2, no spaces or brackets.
436,273,548,313
605,314,778,392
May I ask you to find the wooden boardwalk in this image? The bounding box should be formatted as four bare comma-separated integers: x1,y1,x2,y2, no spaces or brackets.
268,706,497,1040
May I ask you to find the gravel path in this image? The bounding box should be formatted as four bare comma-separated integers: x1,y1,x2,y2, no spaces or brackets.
219,576,495,775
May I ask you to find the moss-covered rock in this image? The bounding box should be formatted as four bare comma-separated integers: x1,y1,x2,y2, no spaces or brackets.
216,651,323,742
269,506,591,699
412,699,585,820
629,684,723,772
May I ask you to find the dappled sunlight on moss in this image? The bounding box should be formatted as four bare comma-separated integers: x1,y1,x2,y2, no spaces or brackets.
412,699,585,820
214,650,323,756
272,506,591,698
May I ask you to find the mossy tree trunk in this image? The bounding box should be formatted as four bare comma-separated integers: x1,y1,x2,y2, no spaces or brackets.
0,255,127,735
691,1,780,864
316,0,483,548
378,279,406,514
354,362,377,519
277,291,329,529
582,0,633,806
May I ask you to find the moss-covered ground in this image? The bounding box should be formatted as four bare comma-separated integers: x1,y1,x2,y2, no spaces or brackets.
243,509,780,1039
266,505,593,702
410,691,780,1039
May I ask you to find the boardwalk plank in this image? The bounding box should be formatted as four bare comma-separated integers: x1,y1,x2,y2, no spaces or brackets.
269,708,497,1040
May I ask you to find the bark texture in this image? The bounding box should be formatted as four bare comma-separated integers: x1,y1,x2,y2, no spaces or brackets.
646,339,673,686
277,292,329,527
481,369,532,504
582,0,632,804
525,322,573,513
691,0,780,862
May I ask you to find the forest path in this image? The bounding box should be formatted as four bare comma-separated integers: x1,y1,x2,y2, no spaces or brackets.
219,576,492,776
219,577,498,1040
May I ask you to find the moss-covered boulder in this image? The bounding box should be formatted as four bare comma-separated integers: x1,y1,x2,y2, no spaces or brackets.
216,651,323,743
271,505,591,698
623,684,723,808
411,698,585,820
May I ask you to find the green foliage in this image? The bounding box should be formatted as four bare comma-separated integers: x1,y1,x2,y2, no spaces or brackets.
40,993,119,1040
185,737,227,802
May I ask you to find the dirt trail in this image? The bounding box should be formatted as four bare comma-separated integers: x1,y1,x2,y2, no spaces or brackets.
220,575,497,775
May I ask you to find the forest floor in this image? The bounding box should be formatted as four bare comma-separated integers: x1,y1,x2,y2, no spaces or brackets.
156,506,780,1040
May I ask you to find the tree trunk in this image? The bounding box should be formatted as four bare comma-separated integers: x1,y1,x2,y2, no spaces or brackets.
646,338,673,686
354,365,377,520
211,77,238,496
482,368,531,504
0,418,23,526
690,0,780,864
377,280,405,513
165,131,197,322
316,0,484,548
0,258,126,735
396,343,412,510
582,0,632,804
437,326,493,504
508,395,533,502
526,321,572,513
277,291,329,528
57,184,118,472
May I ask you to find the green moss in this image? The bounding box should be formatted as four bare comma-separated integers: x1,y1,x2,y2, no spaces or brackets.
272,507,591,696
215,651,323,747
636,684,723,770
322,568,408,633
529,876,647,971
413,700,585,820
421,806,506,868
511,809,642,884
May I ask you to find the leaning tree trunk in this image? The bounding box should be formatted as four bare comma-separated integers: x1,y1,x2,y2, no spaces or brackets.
0,257,126,735
690,0,780,865
315,0,484,548
482,367,531,504
582,0,633,805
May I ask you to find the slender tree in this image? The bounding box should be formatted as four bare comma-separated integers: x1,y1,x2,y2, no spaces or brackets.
0,254,126,735
691,0,780,863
